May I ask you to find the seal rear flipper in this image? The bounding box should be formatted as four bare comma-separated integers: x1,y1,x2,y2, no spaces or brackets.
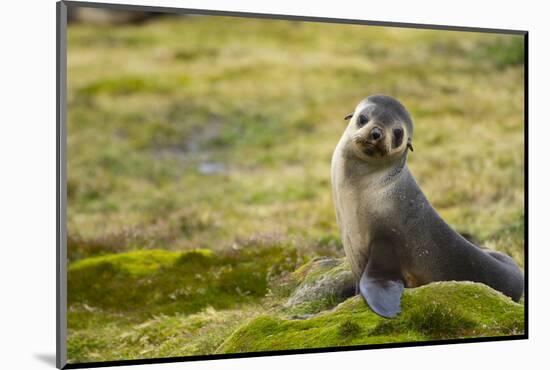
359,239,404,318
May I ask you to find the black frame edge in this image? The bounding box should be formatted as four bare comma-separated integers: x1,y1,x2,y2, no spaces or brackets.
523,32,529,338
57,1,68,369
63,0,527,35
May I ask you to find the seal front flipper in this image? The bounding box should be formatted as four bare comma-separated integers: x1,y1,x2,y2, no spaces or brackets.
359,267,404,318
359,240,404,318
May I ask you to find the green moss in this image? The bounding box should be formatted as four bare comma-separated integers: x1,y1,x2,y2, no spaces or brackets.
68,245,303,320
217,282,524,353
288,295,343,316
78,75,183,96
338,320,363,339
69,249,181,277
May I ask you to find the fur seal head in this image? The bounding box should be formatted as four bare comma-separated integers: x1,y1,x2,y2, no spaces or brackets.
343,95,414,165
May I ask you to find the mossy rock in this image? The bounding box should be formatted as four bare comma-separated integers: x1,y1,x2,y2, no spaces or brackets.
284,257,355,315
68,244,303,320
217,282,524,353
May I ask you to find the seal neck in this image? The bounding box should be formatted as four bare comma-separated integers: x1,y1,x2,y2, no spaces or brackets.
381,154,408,185
341,145,408,188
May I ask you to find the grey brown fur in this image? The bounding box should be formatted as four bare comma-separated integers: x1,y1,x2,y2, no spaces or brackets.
331,95,524,318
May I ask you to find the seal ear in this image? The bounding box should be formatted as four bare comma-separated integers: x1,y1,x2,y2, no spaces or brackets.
407,140,414,152
344,113,353,121
359,239,404,318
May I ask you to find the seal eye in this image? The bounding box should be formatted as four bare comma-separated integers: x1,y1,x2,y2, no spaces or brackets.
392,127,404,149
357,114,369,127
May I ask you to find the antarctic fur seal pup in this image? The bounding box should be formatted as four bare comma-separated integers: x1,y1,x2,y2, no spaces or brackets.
331,95,524,318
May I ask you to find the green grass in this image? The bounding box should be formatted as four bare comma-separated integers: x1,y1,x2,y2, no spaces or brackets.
67,12,525,363
68,306,264,362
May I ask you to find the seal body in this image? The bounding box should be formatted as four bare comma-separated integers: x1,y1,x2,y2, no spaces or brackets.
331,95,524,318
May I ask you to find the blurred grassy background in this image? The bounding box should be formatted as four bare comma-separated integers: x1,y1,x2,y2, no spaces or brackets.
66,11,524,362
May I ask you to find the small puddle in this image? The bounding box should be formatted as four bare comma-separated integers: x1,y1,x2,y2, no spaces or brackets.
198,162,226,175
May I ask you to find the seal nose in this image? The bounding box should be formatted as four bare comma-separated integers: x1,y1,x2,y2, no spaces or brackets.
370,127,383,142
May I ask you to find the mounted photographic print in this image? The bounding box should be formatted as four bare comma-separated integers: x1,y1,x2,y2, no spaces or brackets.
56,1,527,368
